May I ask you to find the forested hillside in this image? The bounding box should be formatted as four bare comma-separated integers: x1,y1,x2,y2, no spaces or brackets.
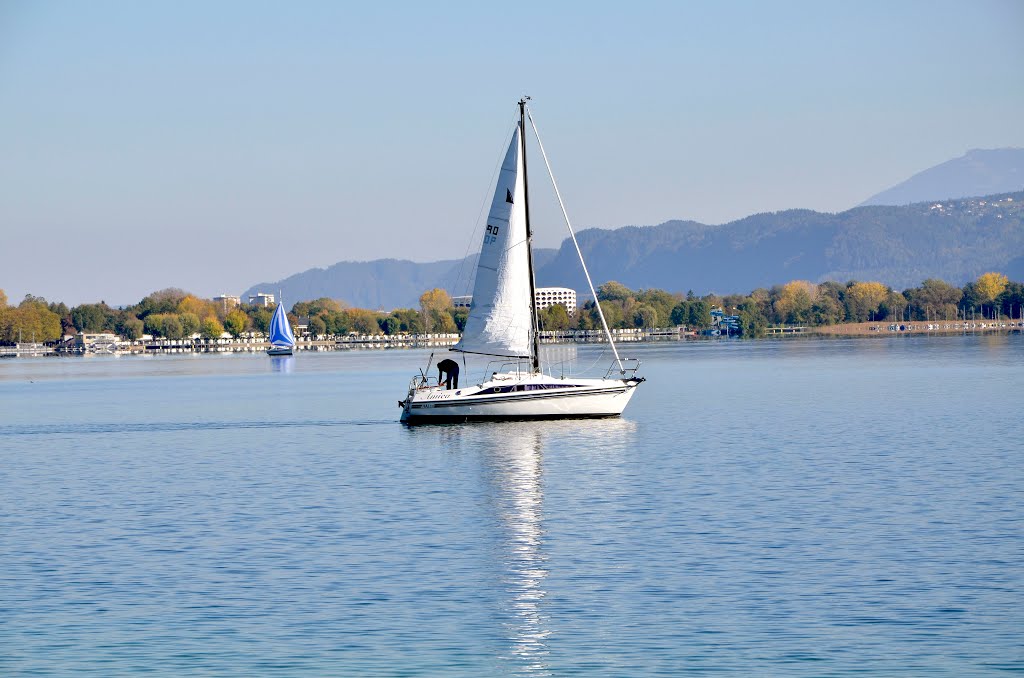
245,192,1024,307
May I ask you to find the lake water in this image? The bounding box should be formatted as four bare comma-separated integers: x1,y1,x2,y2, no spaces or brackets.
1,334,1022,676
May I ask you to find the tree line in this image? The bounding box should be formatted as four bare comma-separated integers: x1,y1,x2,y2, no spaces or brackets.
1,272,1021,344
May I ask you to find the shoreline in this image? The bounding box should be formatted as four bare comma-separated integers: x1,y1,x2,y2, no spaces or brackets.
2,321,1021,360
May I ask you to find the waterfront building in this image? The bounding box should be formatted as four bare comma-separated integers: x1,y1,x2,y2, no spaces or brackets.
534,287,577,314
451,287,577,314
248,292,275,307
214,294,241,309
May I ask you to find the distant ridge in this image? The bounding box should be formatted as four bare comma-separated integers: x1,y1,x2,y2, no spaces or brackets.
245,192,1024,306
243,250,558,310
860,148,1024,206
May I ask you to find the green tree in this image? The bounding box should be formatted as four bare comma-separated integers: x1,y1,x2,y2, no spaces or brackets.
178,312,201,336
811,294,844,325
133,288,189,318
452,308,469,332
670,301,689,326
162,316,184,339
541,304,571,331
998,281,1024,320
633,304,659,328
71,303,113,332
389,308,423,334
687,300,711,329
907,279,962,320
348,308,383,335
250,307,273,333
308,316,327,336
737,308,768,338
117,316,144,340
598,281,633,302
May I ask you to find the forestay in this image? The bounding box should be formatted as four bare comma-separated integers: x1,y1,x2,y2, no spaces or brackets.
453,127,533,358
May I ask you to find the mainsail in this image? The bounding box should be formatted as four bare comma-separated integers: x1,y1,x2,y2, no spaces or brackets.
453,127,533,358
268,303,296,347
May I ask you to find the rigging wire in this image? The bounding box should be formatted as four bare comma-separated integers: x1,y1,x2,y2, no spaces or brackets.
525,105,625,373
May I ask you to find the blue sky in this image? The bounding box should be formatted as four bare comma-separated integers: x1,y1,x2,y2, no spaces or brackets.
2,0,1022,305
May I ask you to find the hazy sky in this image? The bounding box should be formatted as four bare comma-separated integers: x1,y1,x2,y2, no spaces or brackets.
2,0,1023,306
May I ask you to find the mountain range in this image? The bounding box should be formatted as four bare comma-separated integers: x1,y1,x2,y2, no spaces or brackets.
244,149,1024,308
860,148,1024,206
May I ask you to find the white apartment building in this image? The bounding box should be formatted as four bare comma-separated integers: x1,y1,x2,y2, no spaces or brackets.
214,295,241,309
454,287,576,313
248,293,275,307
534,287,577,314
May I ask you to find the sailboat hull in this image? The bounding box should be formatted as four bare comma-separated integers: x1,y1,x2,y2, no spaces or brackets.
400,373,641,424
267,346,293,356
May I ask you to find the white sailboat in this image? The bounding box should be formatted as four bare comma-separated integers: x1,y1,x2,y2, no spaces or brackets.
266,301,296,356
398,99,644,423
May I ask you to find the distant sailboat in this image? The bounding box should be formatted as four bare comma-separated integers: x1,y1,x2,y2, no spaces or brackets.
267,302,296,356
398,99,644,423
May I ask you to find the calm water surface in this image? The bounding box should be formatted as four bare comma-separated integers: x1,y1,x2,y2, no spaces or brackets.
1,335,1022,676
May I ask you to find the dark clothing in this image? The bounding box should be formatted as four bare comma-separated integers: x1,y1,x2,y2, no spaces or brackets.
437,358,460,390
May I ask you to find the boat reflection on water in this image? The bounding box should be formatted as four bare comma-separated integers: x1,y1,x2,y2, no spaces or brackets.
481,419,636,674
483,428,551,675
270,355,294,373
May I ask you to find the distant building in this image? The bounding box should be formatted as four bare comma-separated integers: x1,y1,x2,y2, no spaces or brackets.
248,293,275,307
535,287,577,314
452,287,577,314
213,294,241,309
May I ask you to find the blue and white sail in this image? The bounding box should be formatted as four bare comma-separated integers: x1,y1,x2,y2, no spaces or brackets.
452,127,533,358
268,303,296,348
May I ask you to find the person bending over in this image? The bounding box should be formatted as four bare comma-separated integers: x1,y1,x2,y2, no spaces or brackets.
437,358,460,390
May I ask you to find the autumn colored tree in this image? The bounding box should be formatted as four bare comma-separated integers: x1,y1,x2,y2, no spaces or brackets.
419,288,453,332
177,295,217,320
0,297,63,342
975,272,1009,318
0,289,7,308
291,298,345,317
844,281,889,322
224,309,249,337
200,318,225,339
773,280,817,324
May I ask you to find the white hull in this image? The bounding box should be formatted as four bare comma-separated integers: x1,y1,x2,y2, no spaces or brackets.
267,346,293,356
400,371,642,424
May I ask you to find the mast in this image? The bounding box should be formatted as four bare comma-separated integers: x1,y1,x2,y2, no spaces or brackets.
520,97,542,373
